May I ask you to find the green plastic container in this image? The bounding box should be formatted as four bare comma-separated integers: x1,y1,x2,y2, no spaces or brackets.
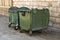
8,7,19,30
19,7,49,35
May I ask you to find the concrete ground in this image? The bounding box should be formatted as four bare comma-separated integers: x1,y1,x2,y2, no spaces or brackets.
0,15,60,40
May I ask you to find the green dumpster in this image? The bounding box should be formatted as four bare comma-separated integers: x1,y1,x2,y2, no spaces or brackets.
19,7,50,35
8,7,19,30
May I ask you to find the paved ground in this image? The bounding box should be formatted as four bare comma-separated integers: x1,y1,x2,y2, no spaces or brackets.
0,15,60,40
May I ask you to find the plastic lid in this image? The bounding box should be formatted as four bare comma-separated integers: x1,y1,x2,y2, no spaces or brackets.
19,7,30,11
9,7,19,10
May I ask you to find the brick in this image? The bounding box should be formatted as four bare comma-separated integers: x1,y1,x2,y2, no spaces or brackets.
56,18,60,23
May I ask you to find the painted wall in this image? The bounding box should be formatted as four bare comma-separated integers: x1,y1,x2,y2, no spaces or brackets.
0,0,12,16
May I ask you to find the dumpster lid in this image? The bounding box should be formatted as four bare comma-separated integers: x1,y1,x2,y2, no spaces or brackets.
43,8,49,10
9,7,19,10
30,8,38,13
19,7,30,12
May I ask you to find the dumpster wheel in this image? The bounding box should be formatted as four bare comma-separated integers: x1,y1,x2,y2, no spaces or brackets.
8,23,12,27
29,29,32,36
38,29,43,33
20,28,24,33
14,25,19,30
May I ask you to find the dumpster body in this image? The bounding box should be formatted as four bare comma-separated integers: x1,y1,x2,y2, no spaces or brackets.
19,7,49,35
8,7,19,30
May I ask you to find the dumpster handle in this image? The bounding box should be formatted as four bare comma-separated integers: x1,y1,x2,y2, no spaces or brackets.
21,11,26,16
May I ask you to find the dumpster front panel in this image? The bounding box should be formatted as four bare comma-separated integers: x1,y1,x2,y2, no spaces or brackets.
8,10,18,25
20,12,31,30
31,9,43,31
42,9,49,28
13,11,19,24
9,11,14,23
31,9,49,31
8,7,19,24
